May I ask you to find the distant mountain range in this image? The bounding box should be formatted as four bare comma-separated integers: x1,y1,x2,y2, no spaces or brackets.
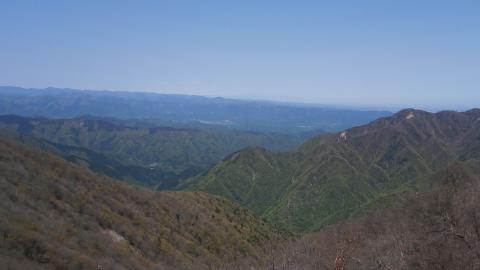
0,86,391,133
184,109,480,232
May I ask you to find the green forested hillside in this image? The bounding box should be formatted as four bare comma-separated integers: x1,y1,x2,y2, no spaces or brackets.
186,109,480,232
0,115,307,188
0,128,178,188
262,161,480,269
0,138,283,270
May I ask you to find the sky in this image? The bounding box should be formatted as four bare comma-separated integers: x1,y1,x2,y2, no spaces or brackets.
0,0,479,110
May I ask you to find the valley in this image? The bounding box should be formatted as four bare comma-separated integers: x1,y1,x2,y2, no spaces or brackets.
0,114,309,189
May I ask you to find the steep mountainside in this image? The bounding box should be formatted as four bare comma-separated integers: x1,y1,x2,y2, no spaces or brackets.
262,161,480,269
0,138,283,270
0,86,391,133
186,109,480,232
0,115,305,188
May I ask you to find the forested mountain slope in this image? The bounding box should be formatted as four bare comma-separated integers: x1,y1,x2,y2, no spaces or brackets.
186,109,480,232
264,161,480,269
0,128,176,188
0,138,283,270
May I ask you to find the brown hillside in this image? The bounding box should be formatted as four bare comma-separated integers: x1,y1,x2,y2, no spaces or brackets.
0,139,282,270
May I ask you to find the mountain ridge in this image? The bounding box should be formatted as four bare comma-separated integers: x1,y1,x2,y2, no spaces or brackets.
186,108,480,232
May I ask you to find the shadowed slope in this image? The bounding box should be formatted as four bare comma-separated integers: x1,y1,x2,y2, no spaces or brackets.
0,128,178,188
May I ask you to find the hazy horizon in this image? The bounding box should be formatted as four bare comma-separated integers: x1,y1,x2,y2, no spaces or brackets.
3,84,476,113
1,1,479,110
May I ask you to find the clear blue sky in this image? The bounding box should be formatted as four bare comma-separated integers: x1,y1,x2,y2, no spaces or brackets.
0,0,479,109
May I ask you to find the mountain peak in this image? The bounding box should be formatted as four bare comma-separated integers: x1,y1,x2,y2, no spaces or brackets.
391,108,430,121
